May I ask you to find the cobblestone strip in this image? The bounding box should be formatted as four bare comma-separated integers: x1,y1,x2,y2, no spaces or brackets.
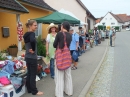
86,47,114,97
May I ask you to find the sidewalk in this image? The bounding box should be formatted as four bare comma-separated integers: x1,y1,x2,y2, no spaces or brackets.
21,40,108,97
86,47,114,97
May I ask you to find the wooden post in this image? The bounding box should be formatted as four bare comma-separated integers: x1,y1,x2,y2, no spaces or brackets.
16,14,22,51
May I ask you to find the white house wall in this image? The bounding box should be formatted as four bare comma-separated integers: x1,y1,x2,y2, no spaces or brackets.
88,17,95,29
100,13,118,27
44,0,86,23
124,21,130,25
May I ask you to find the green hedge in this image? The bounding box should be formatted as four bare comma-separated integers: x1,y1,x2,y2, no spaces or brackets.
98,25,106,30
37,35,46,57
112,26,120,30
88,29,93,35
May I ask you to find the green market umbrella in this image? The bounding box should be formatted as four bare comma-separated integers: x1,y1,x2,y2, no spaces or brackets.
35,11,80,24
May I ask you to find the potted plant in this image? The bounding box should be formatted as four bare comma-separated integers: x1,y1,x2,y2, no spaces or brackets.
8,44,18,56
0,52,6,61
0,50,8,58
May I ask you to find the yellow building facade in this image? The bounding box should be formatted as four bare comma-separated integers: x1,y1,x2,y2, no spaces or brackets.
0,0,54,51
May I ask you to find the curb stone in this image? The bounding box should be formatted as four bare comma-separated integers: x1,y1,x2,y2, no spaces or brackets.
78,40,109,97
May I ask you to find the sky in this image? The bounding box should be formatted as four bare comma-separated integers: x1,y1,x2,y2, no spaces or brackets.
81,0,130,18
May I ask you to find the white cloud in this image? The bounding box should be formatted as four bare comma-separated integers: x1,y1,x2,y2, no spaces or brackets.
81,0,130,18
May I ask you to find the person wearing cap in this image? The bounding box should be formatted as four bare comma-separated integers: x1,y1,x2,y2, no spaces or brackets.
78,26,86,53
69,26,79,70
46,23,58,79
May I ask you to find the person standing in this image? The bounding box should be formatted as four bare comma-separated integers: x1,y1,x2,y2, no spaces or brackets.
112,29,116,46
86,30,89,41
78,26,86,53
57,24,61,32
101,30,105,41
69,26,79,70
53,21,73,97
23,20,43,95
46,23,57,79
109,28,114,47
94,27,99,46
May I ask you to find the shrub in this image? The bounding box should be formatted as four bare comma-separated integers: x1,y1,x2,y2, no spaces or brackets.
98,25,106,30
88,29,93,35
9,44,18,48
0,51,6,60
37,35,46,57
22,44,26,50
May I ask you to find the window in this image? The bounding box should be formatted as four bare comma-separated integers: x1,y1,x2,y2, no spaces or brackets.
105,18,107,20
110,18,112,20
111,23,115,25
27,19,42,37
102,22,105,25
35,23,42,37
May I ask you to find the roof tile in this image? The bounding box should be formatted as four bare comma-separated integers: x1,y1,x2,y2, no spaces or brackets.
116,14,130,22
110,12,123,23
0,0,29,13
21,0,55,11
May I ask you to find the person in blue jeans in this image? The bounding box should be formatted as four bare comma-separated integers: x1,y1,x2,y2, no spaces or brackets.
69,26,79,70
94,28,99,46
109,28,114,47
78,26,86,53
46,23,58,79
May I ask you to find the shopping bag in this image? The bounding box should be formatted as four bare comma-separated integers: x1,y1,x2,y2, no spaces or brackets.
56,32,71,70
42,56,50,65
72,51,78,61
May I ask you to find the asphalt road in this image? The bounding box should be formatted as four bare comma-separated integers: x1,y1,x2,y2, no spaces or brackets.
110,31,130,97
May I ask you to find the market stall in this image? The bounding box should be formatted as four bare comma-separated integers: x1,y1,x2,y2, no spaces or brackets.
35,11,80,24
0,56,26,97
0,54,48,97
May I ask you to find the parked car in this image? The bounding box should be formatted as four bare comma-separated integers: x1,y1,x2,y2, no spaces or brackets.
126,27,130,31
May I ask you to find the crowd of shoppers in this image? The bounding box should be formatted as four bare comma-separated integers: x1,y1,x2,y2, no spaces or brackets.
23,20,116,97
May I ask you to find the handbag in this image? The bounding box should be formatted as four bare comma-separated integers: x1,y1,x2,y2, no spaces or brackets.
72,51,78,61
98,38,101,44
55,32,71,70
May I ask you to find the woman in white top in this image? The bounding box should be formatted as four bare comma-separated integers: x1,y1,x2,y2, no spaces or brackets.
46,23,57,79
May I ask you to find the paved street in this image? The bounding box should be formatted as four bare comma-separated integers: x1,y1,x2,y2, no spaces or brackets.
110,31,130,97
21,39,108,97
86,31,130,97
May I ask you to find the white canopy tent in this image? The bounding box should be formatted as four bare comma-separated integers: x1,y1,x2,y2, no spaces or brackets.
59,8,87,25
